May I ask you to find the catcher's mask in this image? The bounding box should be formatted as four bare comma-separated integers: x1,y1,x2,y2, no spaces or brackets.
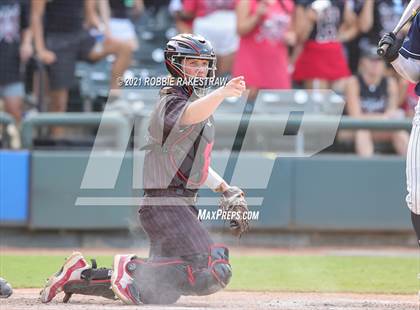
164,33,217,97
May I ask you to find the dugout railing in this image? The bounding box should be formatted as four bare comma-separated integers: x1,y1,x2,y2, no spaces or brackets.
17,112,413,152
20,112,131,149
0,112,16,149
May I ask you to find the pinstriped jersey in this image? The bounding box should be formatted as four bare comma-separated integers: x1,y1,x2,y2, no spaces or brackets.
400,12,420,95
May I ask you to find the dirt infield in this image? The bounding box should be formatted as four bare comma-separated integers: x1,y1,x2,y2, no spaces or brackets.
3,289,419,310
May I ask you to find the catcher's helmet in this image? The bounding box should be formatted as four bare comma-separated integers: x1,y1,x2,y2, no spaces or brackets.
164,33,217,97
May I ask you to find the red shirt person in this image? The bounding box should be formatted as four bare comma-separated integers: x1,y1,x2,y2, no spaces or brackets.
182,0,238,75
232,0,295,100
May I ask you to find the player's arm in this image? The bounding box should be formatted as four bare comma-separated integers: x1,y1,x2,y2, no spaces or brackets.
180,76,245,125
392,56,420,83
379,13,420,82
205,167,230,193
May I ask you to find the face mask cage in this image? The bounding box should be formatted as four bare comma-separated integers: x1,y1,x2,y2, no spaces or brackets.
171,55,217,97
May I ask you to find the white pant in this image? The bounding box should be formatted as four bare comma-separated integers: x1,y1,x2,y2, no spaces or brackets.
406,100,420,214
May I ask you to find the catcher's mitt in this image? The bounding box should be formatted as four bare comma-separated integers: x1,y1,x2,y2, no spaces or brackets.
219,186,249,237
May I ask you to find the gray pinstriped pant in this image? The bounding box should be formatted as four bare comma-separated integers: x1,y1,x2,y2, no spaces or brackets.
406,101,420,215
139,195,214,258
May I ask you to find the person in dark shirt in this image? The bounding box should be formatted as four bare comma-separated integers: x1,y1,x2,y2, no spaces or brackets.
293,0,357,90
0,0,32,125
345,45,409,157
31,0,132,134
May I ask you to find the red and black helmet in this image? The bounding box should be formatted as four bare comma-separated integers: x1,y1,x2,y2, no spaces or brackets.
164,33,217,96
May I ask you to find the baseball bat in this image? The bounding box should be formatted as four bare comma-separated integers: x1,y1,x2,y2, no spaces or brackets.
377,0,420,56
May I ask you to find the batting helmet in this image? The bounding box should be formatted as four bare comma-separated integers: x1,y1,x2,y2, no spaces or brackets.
164,33,217,97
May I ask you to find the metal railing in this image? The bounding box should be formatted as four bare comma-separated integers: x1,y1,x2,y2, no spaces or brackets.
0,112,14,126
6,110,413,150
0,112,16,148
21,112,131,149
214,114,413,130
213,114,412,151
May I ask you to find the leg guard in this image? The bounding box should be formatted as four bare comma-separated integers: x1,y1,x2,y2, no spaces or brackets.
62,259,115,303
189,245,232,296
126,245,232,304
127,257,185,304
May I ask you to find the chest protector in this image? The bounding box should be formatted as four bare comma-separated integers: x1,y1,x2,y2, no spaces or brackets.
142,97,215,189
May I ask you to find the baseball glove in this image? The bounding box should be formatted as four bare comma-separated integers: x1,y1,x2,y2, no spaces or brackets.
219,186,249,237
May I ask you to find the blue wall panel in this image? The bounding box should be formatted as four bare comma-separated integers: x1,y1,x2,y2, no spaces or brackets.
293,156,411,230
0,151,30,223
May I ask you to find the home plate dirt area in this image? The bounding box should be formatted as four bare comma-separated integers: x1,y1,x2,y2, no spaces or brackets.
4,289,418,310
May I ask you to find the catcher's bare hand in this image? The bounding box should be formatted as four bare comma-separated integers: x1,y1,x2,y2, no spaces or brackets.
220,76,246,98
219,186,249,237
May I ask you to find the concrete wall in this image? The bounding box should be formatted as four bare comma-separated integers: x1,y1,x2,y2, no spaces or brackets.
20,151,411,231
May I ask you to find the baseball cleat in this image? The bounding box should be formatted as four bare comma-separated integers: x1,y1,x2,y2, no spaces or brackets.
39,252,89,303
111,254,139,305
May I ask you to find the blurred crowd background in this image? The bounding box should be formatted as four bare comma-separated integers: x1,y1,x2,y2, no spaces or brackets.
0,0,417,156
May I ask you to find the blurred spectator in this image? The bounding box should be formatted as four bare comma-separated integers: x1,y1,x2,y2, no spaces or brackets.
0,0,32,126
345,46,409,157
143,0,169,14
169,0,193,34
401,82,419,118
233,0,295,101
346,0,408,73
97,0,143,52
293,0,357,91
181,0,238,76
31,0,132,135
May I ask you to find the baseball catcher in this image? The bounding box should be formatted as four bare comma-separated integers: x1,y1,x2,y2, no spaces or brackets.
40,33,249,305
